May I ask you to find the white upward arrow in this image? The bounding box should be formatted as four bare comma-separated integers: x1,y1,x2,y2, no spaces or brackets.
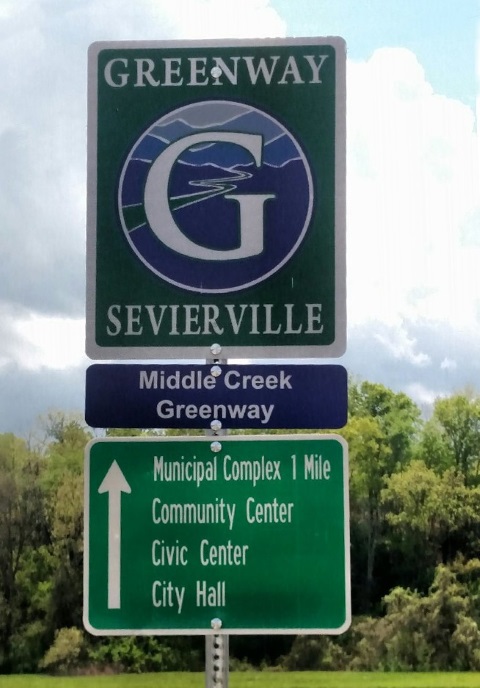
98,460,131,609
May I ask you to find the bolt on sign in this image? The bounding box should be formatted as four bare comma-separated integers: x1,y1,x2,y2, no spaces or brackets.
86,37,346,360
83,435,350,635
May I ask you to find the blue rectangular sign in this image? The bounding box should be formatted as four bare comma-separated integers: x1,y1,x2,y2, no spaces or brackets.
85,364,347,430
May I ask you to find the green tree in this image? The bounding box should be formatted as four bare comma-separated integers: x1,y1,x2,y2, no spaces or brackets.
415,416,452,473
419,392,480,483
40,414,92,636
105,427,150,437
0,434,50,671
342,380,421,612
343,415,391,610
349,379,421,465
47,472,84,631
351,559,480,671
40,627,86,674
40,413,92,492
382,460,480,589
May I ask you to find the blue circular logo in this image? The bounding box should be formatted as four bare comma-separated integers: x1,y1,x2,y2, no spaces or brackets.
118,101,313,293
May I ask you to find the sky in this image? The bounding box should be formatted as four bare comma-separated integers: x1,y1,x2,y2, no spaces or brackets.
0,0,479,434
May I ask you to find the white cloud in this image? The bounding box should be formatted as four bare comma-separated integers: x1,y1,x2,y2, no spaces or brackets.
374,321,430,367
160,0,287,39
403,382,443,410
0,306,86,372
347,47,479,332
13,315,86,371
440,357,457,370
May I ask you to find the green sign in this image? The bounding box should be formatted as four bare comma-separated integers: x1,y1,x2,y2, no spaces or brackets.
84,435,350,635
86,38,346,360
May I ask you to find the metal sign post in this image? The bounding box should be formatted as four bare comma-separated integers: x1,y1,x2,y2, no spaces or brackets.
205,620,229,688
205,354,229,688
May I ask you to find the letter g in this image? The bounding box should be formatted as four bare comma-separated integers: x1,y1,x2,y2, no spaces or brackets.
144,132,274,261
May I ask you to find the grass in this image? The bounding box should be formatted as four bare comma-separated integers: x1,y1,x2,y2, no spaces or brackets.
2,673,480,688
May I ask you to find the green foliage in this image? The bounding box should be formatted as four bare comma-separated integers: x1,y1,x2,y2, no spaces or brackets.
39,627,86,674
105,428,163,437
383,460,480,543
382,460,480,590
40,413,92,492
42,412,91,449
342,381,421,612
87,636,202,673
421,392,480,483
3,386,480,675
348,560,480,671
163,428,204,436
9,621,48,674
48,471,84,630
0,415,92,673
6,546,55,672
348,380,421,464
415,418,452,473
281,635,348,671
0,434,50,672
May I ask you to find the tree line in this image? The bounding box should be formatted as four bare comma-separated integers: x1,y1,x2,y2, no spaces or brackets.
1,380,480,673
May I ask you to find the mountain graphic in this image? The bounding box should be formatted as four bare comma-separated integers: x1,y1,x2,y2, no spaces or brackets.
143,106,302,168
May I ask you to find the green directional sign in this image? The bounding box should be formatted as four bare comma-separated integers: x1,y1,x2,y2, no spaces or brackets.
86,37,346,360
84,435,350,635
